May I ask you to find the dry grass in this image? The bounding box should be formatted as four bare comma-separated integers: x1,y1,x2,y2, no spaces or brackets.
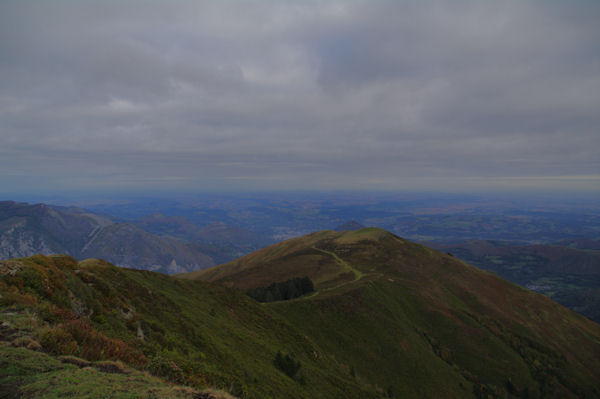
58,355,92,368
195,388,239,399
93,360,130,374
12,336,42,351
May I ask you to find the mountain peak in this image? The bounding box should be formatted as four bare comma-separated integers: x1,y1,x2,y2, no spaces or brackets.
181,227,411,291
333,227,397,243
333,220,366,231
178,228,600,398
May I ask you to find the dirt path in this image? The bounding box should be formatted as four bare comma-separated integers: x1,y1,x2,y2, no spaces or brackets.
297,247,368,299
312,247,364,282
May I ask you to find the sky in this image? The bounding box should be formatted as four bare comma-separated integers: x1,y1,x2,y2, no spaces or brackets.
1,0,599,195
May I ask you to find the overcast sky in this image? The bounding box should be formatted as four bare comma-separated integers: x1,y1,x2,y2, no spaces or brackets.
1,0,599,194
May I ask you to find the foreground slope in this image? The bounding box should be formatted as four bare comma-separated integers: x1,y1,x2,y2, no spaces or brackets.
185,228,600,398
0,255,379,399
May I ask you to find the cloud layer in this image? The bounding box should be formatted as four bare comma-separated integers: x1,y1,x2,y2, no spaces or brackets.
1,0,599,192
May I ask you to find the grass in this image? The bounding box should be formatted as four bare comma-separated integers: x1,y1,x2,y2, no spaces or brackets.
0,346,200,399
311,247,364,281
2,227,600,398
1,255,380,399
188,227,600,398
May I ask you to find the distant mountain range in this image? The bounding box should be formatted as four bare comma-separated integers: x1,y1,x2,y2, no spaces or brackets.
0,201,213,273
134,213,269,264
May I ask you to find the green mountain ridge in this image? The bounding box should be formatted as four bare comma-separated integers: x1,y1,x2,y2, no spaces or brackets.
184,228,600,397
2,228,599,398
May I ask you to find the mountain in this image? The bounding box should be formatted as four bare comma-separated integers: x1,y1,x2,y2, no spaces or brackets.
557,238,600,251
0,201,213,273
134,214,269,264
428,240,600,322
333,220,365,231
2,228,599,398
185,228,600,398
1,255,379,399
79,222,214,273
134,214,264,246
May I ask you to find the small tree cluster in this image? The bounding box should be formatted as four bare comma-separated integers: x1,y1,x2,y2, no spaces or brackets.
274,351,302,380
246,277,314,302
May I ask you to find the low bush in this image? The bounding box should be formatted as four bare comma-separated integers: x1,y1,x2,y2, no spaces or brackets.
62,319,146,365
58,355,92,368
11,336,41,351
94,360,129,374
146,353,186,384
40,326,79,355
273,351,303,382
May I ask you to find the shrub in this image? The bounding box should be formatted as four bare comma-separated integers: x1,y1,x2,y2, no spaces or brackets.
473,383,505,399
146,353,186,384
274,351,302,380
17,268,44,295
58,355,92,368
196,389,239,399
387,385,394,398
247,277,314,302
62,319,146,365
94,360,129,374
11,336,41,351
26,339,42,351
41,326,79,355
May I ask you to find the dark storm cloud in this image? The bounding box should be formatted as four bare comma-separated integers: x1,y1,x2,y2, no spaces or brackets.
0,0,598,192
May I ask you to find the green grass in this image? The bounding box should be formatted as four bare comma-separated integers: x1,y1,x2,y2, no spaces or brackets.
2,227,600,398
187,228,600,398
0,346,200,399
1,255,381,399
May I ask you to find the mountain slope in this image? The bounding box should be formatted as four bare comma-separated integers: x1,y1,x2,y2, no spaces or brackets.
428,239,600,322
0,201,213,273
184,228,600,398
134,214,269,264
0,255,380,399
79,222,214,273
2,228,599,398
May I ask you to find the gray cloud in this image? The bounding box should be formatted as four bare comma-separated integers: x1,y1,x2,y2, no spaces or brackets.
0,0,599,193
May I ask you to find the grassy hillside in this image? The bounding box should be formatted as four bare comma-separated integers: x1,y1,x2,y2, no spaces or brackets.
428,239,600,322
0,345,216,399
0,255,379,398
2,228,600,398
185,228,600,398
